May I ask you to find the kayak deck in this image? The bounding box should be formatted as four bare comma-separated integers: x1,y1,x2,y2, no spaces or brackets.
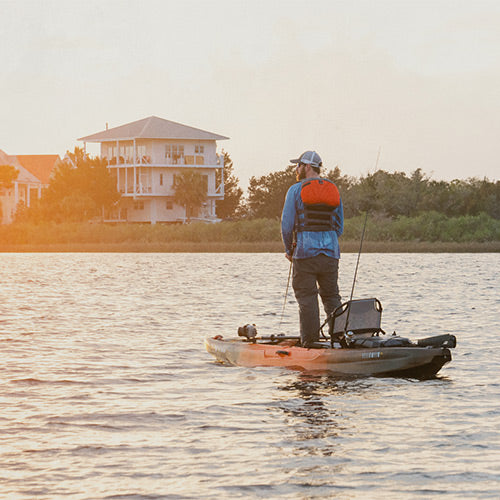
205,336,452,379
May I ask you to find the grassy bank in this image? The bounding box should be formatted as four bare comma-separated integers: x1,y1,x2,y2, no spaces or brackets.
0,214,498,252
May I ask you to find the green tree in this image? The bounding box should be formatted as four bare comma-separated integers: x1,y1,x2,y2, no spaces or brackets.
247,165,297,219
23,147,120,223
215,152,244,219
344,168,430,218
173,170,208,222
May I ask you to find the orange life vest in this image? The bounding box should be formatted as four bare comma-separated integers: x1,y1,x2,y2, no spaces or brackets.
297,178,340,232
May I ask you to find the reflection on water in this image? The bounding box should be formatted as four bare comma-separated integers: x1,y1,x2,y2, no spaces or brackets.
278,374,367,439
0,253,499,499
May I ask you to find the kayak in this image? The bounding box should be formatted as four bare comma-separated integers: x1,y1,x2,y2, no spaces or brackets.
204,335,454,378
204,298,456,379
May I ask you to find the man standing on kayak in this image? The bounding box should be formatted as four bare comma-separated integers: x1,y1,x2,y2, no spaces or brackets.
281,150,344,348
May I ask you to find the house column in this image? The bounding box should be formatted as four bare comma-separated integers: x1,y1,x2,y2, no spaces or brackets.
14,181,19,205
133,139,137,195
150,199,157,225
27,184,31,207
218,153,225,196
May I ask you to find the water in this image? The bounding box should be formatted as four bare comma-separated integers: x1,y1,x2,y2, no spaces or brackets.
0,253,499,499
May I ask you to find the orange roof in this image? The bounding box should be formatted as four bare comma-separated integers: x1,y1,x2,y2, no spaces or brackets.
15,155,60,184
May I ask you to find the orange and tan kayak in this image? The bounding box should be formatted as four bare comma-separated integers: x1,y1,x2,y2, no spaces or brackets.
204,336,453,378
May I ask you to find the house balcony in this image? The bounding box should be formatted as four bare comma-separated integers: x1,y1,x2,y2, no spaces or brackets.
104,155,223,169
118,185,224,198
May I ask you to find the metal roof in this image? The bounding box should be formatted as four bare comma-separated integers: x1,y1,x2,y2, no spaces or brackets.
78,116,229,142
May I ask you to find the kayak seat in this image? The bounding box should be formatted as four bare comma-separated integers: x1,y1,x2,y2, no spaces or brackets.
328,298,385,345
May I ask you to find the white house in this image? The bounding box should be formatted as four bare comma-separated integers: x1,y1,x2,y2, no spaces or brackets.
0,150,60,224
78,116,229,224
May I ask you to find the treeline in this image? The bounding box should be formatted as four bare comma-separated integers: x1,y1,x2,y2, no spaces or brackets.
244,166,499,220
2,148,498,227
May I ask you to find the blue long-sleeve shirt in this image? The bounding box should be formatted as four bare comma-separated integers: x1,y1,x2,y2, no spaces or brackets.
281,178,344,260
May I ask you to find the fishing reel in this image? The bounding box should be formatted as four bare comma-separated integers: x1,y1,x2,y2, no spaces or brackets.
238,324,258,339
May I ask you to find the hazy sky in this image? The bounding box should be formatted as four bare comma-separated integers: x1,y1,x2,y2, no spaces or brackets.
1,0,499,186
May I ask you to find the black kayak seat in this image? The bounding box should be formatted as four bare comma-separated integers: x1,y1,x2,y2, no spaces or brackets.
330,298,384,338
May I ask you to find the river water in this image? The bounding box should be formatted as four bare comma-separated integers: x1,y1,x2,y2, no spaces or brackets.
0,253,499,499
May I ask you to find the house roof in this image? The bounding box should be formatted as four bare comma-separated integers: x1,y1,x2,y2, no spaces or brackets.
16,155,60,184
0,150,45,184
78,116,229,142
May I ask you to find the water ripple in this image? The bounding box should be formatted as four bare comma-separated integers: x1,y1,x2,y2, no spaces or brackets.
0,253,499,499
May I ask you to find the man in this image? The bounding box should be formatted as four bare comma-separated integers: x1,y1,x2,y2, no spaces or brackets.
281,150,344,347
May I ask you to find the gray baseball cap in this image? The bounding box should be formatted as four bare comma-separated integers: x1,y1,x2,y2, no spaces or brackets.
290,150,322,168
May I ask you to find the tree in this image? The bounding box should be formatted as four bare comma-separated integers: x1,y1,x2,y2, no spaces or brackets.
0,164,19,222
247,165,297,219
215,152,243,219
0,164,19,190
344,169,430,218
21,147,120,223
173,170,208,221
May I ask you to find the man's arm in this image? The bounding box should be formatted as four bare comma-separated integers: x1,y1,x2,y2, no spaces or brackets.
281,186,297,258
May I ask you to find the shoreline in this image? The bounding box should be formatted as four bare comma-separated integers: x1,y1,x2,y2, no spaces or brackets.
0,241,499,253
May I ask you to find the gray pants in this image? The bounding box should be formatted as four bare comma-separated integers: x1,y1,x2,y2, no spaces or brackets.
292,254,341,345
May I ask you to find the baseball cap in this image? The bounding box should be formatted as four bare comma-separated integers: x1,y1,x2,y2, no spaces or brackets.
290,150,322,168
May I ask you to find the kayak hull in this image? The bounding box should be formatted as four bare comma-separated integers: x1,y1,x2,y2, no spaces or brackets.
205,337,452,378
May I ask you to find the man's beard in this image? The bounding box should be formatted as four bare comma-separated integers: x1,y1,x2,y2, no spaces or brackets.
296,168,306,182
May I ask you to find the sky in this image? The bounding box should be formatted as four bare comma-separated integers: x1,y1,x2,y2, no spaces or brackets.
1,0,499,187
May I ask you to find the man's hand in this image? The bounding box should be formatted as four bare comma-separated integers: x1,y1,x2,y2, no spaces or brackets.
285,253,292,262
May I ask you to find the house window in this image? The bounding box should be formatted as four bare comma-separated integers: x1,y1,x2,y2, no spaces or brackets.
172,174,177,188
194,144,205,165
159,173,163,186
125,145,134,163
202,174,208,194
165,144,184,164
166,200,173,210
134,201,144,210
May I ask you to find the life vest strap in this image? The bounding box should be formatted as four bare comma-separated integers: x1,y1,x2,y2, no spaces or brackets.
297,204,337,232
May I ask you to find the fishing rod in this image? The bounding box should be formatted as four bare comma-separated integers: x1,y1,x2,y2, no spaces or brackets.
279,258,293,328
348,211,368,303
341,211,368,338
317,211,369,339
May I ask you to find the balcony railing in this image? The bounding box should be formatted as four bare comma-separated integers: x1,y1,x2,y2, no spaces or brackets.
104,154,222,167
106,156,151,165
118,185,223,197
